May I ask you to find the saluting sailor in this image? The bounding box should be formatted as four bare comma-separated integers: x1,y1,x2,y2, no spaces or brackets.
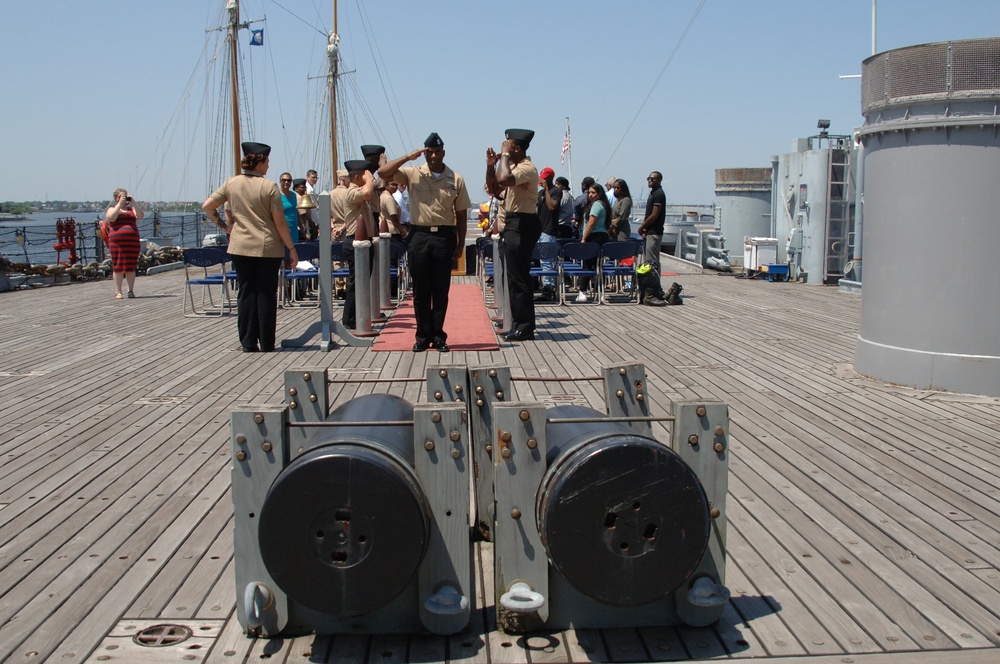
379,133,471,352
486,128,540,342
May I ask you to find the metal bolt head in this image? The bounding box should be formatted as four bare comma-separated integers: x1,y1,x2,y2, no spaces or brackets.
289,401,298,410
455,385,464,394
288,387,298,396
431,412,442,423
636,393,645,402
519,409,530,421
236,434,247,445
488,369,497,378
451,449,461,459
262,441,273,453
302,372,311,382
713,441,725,453
496,391,505,400
688,434,699,446
236,451,247,462
485,444,493,453
710,506,721,519
696,405,707,417
309,394,317,403
253,414,264,425
511,508,522,520
619,367,628,375
450,431,461,442
476,399,484,407
501,448,512,459
500,430,512,442
434,391,443,401
715,425,725,436
475,385,484,394
526,438,538,449
439,369,448,378
616,389,624,398
424,440,435,451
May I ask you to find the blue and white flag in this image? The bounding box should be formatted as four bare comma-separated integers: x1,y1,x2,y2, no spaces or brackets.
250,29,264,46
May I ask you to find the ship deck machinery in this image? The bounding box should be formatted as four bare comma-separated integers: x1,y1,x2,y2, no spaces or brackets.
230,363,730,637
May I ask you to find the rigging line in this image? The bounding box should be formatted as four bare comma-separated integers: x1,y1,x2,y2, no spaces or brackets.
266,0,327,37
598,0,708,177
357,1,410,150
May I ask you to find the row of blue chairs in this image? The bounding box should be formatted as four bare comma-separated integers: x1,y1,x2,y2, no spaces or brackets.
476,238,642,306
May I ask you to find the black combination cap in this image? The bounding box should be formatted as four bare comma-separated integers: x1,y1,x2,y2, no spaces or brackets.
424,132,444,148
360,144,385,159
505,128,534,149
241,141,271,156
344,159,369,173
292,178,306,187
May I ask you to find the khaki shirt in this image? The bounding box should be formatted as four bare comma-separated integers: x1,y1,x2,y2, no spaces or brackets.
393,165,471,227
331,183,375,239
379,190,404,235
208,172,284,258
503,157,538,214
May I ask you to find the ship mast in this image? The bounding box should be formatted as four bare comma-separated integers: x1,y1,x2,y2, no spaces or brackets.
327,0,340,177
227,0,242,176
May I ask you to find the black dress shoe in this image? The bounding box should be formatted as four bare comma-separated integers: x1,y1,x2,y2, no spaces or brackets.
432,341,450,352
241,346,259,353
503,330,535,342
412,341,430,352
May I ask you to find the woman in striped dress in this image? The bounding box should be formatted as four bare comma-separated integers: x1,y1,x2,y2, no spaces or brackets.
105,188,144,299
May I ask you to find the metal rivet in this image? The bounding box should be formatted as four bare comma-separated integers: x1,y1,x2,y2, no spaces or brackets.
710,507,721,519
309,394,317,403
713,442,725,453
288,387,298,396
302,373,311,382
236,451,247,461
496,391,505,400
475,385,484,394
253,414,264,424
511,509,521,520
636,393,644,402
424,440,435,451
485,444,493,453
431,412,442,423
451,449,461,459
450,431,461,442
519,409,530,421
476,399,484,407
439,369,448,378
616,389,624,398
297,447,304,455
715,425,725,436
500,430,512,442
688,434,699,446
434,391,443,401
455,385,463,394
501,448,512,459
619,367,627,375
236,434,247,445
488,369,497,378
289,401,298,410
526,438,538,449
696,405,707,417
262,441,272,453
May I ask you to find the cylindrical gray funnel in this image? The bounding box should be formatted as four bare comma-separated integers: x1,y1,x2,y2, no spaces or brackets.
855,38,1000,396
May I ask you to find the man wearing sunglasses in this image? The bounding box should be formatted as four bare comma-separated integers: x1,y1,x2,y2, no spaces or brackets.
637,171,668,306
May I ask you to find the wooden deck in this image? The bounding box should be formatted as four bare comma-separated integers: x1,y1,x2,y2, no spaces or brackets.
1,266,999,664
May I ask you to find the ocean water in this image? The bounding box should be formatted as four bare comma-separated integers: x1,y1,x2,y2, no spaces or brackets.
0,211,206,266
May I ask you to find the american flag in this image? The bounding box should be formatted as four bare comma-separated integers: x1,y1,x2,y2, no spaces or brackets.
560,130,571,165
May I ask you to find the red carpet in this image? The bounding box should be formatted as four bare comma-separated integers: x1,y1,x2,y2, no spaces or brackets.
372,284,499,351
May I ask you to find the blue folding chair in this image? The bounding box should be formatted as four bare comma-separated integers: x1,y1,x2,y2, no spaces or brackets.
182,247,232,317
282,242,321,307
600,240,641,304
559,241,600,305
529,241,561,304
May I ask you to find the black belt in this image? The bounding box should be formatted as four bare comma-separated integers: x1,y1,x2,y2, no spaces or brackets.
411,226,455,234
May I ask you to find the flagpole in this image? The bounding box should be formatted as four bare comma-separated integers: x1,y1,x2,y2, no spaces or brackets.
564,116,573,189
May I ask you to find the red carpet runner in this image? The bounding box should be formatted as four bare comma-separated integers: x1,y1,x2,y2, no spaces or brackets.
371,284,499,351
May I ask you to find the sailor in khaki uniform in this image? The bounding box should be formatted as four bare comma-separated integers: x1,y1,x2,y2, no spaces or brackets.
379,132,471,352
330,159,375,330
486,128,540,341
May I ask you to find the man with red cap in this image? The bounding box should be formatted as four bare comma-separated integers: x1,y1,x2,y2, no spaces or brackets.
535,166,561,301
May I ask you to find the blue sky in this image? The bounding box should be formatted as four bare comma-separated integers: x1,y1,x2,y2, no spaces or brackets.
2,1,998,204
